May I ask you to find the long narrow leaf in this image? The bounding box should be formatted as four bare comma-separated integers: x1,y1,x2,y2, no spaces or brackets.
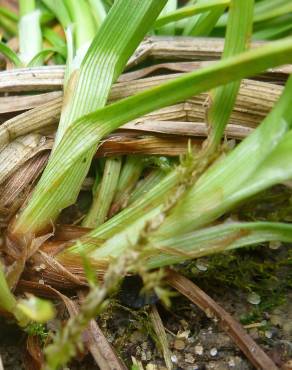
28,48,59,67
13,0,168,235
88,221,292,268
41,0,72,29
18,5,43,66
207,0,254,148
154,0,230,29
155,76,292,238
13,37,292,235
156,0,178,35
0,41,22,67
83,157,122,227
183,5,226,36
147,221,292,268
64,0,96,50
88,0,107,28
0,6,18,22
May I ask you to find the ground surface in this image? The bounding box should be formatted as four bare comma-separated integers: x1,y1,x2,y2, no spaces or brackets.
0,245,291,370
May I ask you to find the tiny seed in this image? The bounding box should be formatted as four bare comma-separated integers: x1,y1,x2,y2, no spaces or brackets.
247,292,261,305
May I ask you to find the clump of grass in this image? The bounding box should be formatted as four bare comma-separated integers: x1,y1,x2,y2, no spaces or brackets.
0,0,292,368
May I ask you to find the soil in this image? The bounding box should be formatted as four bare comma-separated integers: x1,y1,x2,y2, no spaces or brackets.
0,245,291,370
99,289,292,370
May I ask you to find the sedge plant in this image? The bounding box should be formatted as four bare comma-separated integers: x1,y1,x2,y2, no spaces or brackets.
0,0,292,367
8,0,292,268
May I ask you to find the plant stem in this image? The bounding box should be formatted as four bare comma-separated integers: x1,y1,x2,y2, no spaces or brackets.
206,0,254,149
13,36,292,236
0,263,17,314
19,0,35,16
156,0,177,35
44,250,139,370
83,157,122,227
155,0,230,28
183,5,226,36
63,169,180,256
128,169,166,205
64,0,96,50
88,0,107,28
63,71,292,259
155,76,292,238
0,15,17,35
18,0,42,66
109,156,144,217
13,0,168,236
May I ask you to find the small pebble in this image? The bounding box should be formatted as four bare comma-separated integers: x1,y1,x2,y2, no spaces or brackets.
247,292,261,305
188,336,195,343
269,241,281,250
195,261,208,272
228,358,235,367
264,330,273,339
194,345,203,355
177,330,190,339
146,365,157,370
174,339,185,350
210,348,218,357
185,353,195,364
171,354,178,363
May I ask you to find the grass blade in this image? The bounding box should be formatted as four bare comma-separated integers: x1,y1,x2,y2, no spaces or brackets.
13,0,168,235
155,0,230,29
0,41,22,67
64,0,96,50
18,1,43,66
54,39,292,257
41,0,72,29
13,36,292,235
83,157,122,227
147,222,292,268
206,0,254,148
27,48,59,67
183,5,226,36
156,76,292,238
109,156,144,217
88,0,107,28
156,0,178,35
0,6,18,22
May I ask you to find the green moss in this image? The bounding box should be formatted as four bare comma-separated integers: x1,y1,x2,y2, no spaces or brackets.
237,185,292,222
184,245,292,320
25,322,48,344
